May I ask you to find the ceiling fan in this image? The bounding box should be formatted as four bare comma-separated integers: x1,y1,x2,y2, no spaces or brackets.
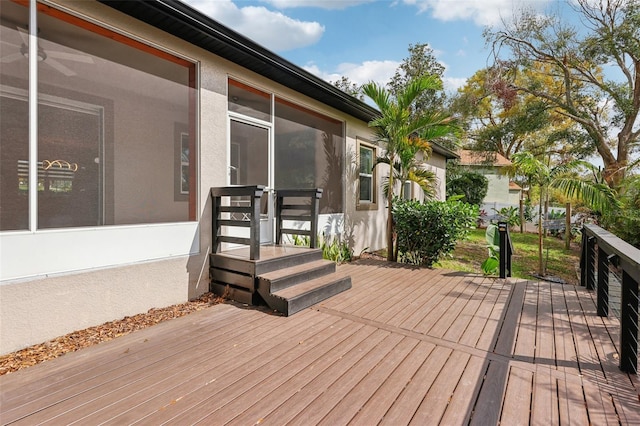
0,26,93,76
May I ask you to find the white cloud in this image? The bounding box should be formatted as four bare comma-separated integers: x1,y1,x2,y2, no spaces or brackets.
261,0,374,9
183,0,324,51
402,0,552,26
443,77,467,92
303,60,400,86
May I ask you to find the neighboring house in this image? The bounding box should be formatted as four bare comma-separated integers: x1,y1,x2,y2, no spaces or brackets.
508,181,523,205
0,0,452,354
458,150,521,207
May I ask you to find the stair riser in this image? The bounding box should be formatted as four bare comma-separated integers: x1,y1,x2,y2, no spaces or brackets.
210,268,254,291
285,277,352,316
259,263,336,293
210,281,259,305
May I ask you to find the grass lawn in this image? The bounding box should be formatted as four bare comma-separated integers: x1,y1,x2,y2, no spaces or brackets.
435,227,582,284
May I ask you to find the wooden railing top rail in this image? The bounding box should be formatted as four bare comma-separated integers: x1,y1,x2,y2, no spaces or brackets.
210,185,265,198
584,224,640,283
276,188,323,198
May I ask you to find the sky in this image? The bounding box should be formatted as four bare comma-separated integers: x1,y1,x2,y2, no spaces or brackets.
181,0,575,93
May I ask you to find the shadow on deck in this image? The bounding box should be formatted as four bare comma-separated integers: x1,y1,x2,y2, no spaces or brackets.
1,259,638,425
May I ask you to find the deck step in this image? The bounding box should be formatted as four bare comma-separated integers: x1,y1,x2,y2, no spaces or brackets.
259,274,352,316
257,259,336,292
210,245,351,315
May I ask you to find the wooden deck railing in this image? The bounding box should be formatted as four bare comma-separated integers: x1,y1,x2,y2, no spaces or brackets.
211,185,264,260
580,224,640,374
210,186,323,260
498,221,513,279
275,188,322,249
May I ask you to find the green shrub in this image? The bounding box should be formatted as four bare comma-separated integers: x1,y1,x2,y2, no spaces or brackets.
493,206,521,228
320,234,352,263
446,171,489,206
393,198,479,267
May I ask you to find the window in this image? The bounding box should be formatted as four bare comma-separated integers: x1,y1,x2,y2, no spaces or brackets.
0,2,197,230
227,80,346,215
357,140,377,210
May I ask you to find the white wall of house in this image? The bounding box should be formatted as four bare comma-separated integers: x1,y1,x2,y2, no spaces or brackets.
470,167,512,204
0,0,385,354
508,189,522,205
424,152,448,201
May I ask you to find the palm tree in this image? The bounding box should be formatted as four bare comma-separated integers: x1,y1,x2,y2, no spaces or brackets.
378,137,438,201
510,152,619,275
362,76,457,261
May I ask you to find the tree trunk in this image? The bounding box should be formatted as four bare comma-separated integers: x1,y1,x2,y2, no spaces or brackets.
386,166,395,262
538,190,544,276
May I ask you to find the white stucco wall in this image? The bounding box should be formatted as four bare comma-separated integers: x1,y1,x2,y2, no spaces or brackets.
0,0,383,354
470,167,512,204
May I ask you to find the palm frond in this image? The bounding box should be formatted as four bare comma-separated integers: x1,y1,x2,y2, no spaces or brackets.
551,177,620,213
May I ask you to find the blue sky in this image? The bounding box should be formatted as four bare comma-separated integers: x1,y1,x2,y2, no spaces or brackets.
182,0,573,93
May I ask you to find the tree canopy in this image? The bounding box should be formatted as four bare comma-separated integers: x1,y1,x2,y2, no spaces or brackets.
485,0,640,188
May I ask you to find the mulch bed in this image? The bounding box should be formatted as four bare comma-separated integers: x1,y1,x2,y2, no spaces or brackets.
0,292,223,376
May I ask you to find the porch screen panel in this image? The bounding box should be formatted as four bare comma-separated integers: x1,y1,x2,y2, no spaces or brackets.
274,98,344,214
34,8,196,227
0,2,30,231
0,5,198,231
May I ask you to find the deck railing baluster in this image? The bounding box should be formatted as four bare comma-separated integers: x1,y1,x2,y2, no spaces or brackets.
580,224,640,374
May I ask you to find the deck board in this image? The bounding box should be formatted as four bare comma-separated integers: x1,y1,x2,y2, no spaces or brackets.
1,259,638,426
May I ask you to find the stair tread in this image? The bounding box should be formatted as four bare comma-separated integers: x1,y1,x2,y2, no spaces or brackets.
271,273,350,300
258,259,335,281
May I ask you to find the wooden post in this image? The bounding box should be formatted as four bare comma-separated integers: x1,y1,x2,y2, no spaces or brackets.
565,202,571,250
275,191,283,245
249,189,261,260
211,189,221,254
309,188,322,249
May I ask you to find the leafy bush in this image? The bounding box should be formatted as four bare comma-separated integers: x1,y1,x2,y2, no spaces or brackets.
493,206,521,228
446,171,489,206
320,234,352,263
393,198,478,267
290,234,310,246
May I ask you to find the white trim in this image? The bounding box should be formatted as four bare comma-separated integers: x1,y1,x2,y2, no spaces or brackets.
29,0,38,232
0,222,199,282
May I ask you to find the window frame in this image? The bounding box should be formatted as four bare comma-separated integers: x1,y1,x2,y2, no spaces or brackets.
357,138,377,210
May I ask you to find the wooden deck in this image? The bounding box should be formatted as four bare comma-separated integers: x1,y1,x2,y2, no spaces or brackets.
1,259,639,425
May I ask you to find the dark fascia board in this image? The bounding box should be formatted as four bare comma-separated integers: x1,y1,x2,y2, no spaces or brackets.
430,142,459,160
97,0,380,123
